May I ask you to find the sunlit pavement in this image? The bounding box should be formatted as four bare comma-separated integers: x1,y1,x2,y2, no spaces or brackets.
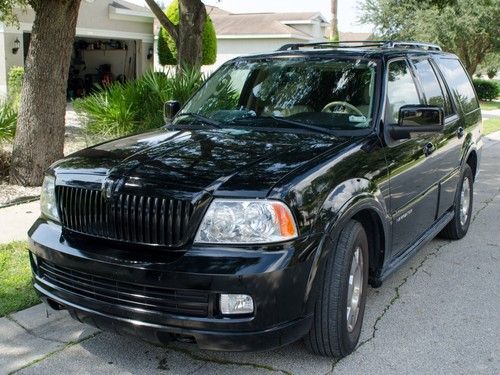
1,132,499,375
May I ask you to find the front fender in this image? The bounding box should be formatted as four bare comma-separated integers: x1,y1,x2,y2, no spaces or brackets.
312,177,389,236
302,179,390,313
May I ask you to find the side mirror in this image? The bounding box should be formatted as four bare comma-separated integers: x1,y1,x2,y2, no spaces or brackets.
389,105,444,140
163,100,181,123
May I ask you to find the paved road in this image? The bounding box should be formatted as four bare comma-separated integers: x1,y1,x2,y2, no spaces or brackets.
2,133,499,375
0,201,39,244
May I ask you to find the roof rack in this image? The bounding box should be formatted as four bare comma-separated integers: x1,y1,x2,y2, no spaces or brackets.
277,40,442,52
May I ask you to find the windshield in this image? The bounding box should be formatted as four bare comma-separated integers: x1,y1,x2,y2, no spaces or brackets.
176,58,377,132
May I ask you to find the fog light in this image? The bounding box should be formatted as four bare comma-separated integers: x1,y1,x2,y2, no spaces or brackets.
219,294,254,315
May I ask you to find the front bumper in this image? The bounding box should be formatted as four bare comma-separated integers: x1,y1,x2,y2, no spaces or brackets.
29,219,322,351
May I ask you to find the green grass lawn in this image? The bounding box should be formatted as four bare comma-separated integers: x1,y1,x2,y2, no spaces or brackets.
480,101,500,111
483,118,500,135
0,241,39,316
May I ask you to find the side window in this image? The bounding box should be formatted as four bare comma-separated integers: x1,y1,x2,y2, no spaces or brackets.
436,58,479,113
385,60,421,124
412,59,453,116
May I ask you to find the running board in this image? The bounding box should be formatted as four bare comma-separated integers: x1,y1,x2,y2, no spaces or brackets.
378,210,454,282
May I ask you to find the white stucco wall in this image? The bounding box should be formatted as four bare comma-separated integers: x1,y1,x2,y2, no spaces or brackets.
201,37,308,74
0,30,24,96
0,1,154,95
0,32,6,97
14,2,153,39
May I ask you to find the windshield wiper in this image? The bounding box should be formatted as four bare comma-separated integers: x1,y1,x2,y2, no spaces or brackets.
174,112,223,129
262,116,335,136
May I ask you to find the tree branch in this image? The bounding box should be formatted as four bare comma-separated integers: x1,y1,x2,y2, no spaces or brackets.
145,0,178,42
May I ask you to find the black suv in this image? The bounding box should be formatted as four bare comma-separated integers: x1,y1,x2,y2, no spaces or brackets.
29,41,482,357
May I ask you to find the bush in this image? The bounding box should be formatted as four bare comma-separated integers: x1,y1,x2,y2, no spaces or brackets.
157,0,217,66
74,69,205,137
7,66,24,110
486,69,498,80
0,101,17,141
473,79,500,101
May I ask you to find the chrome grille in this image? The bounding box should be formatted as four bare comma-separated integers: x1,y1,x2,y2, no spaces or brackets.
56,186,194,247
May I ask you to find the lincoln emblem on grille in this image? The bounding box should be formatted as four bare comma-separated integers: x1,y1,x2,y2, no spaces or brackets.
102,177,115,200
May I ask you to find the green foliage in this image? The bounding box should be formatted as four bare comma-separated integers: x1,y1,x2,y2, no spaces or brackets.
0,101,17,142
483,118,500,135
478,53,499,79
169,67,204,103
8,66,24,110
157,0,217,66
0,0,29,26
480,100,500,111
74,68,205,137
0,241,40,317
473,79,500,101
0,67,24,141
360,0,500,74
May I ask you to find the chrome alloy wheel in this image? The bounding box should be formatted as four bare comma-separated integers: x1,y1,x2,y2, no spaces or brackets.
460,177,471,227
346,246,364,332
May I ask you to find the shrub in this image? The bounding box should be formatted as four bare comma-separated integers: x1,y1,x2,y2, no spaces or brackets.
0,101,17,141
486,68,498,80
157,0,217,66
7,66,24,110
74,68,205,137
169,67,205,103
473,79,500,101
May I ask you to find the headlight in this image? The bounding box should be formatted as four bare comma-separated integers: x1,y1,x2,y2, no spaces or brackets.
40,175,59,222
194,199,298,244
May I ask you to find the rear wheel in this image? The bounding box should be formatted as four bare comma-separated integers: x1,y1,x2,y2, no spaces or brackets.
440,165,473,240
305,220,368,357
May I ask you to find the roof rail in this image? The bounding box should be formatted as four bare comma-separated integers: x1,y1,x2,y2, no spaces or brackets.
383,41,442,51
277,40,385,51
277,40,442,52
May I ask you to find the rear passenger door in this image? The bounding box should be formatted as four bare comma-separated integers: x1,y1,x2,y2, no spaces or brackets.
434,57,482,211
410,57,462,218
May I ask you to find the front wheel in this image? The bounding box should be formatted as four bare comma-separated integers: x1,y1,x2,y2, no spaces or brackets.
305,220,368,357
440,164,473,240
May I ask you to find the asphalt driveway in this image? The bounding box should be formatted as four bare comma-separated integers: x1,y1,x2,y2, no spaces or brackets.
2,133,499,375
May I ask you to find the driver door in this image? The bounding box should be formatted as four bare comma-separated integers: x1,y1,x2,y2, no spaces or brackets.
384,59,440,257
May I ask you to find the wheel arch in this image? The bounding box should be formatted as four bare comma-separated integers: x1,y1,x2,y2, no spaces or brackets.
304,182,390,312
465,149,478,181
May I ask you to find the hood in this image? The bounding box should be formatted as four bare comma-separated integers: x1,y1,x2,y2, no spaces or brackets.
52,127,348,196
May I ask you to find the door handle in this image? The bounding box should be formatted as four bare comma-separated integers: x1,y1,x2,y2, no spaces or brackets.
423,142,435,156
457,127,465,139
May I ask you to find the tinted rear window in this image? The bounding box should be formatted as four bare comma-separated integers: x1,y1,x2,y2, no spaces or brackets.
436,58,478,113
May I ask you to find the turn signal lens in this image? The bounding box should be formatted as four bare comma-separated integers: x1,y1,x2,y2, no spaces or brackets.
272,202,297,238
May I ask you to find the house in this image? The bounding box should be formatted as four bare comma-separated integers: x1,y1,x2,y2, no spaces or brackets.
154,6,329,71
0,1,329,96
339,32,373,42
0,0,154,97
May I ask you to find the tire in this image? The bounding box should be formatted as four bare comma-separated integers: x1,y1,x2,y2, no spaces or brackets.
305,220,369,357
440,164,473,240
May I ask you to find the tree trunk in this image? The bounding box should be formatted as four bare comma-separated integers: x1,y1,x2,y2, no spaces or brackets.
330,0,339,40
9,0,81,186
177,0,206,72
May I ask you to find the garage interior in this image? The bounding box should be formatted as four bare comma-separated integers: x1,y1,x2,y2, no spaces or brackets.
67,37,138,99
23,33,141,99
